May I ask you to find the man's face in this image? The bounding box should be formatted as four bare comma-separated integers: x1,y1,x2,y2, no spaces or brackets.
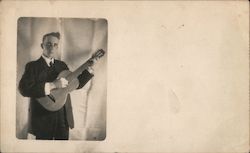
42,35,59,58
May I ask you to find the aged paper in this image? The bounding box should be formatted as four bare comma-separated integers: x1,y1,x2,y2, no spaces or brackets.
0,1,249,153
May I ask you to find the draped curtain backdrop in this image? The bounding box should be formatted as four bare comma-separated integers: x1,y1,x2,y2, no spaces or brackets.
16,17,107,140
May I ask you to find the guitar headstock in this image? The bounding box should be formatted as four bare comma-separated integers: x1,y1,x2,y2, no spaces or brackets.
92,49,105,59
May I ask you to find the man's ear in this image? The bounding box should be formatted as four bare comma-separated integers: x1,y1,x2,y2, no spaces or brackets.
41,43,43,49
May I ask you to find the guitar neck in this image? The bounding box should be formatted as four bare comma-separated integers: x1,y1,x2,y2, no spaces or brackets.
66,58,93,81
64,49,105,82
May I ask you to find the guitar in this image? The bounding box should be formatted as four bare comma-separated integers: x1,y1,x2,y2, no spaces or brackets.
37,49,105,111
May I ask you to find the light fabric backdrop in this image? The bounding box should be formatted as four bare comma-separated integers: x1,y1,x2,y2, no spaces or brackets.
16,17,107,140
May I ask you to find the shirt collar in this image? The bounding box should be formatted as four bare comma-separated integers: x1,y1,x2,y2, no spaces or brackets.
42,54,54,67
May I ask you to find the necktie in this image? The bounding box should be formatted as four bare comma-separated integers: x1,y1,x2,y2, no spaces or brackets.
49,61,53,67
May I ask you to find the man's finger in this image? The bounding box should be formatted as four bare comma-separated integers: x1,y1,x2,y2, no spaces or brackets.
87,67,94,74
60,78,68,85
62,84,67,88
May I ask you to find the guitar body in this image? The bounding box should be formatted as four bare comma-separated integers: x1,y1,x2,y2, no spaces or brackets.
36,49,105,111
37,70,80,111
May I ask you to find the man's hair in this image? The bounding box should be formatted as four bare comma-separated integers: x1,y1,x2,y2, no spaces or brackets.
42,32,60,42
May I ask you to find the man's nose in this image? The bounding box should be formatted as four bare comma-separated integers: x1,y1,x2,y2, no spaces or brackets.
47,45,57,49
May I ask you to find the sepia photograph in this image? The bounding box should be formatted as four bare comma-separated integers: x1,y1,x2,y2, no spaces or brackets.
0,1,249,153
16,17,107,140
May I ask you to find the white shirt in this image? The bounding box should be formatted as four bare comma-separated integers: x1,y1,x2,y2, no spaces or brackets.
42,54,54,67
42,55,55,95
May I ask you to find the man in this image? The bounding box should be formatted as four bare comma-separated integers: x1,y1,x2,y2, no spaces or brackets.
19,32,94,140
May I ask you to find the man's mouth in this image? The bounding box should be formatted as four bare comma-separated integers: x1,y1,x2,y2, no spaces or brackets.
48,51,54,54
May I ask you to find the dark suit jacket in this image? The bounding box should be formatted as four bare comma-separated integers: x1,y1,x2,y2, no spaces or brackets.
19,56,93,135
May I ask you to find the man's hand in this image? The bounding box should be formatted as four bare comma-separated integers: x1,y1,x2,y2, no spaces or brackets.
87,67,94,74
87,58,98,67
50,78,68,89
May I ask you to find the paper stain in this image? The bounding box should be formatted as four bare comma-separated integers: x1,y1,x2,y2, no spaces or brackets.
49,0,56,5
178,24,185,29
146,81,181,114
167,89,181,113
161,25,167,30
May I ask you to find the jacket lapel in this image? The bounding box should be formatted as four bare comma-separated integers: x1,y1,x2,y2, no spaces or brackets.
37,56,49,69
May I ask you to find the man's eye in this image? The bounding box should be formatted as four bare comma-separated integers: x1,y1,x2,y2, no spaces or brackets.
45,43,58,48
46,43,52,47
